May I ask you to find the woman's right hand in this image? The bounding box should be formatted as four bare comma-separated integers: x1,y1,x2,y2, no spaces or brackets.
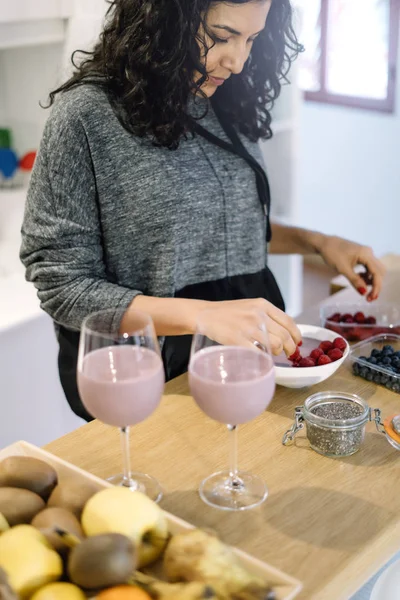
196,298,302,357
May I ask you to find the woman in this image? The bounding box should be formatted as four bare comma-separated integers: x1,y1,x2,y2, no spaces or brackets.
21,0,385,421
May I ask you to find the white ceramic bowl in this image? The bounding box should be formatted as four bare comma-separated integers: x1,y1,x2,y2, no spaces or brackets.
274,324,349,389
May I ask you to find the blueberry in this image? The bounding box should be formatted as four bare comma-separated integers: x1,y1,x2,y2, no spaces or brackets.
360,367,368,378
359,356,368,362
383,345,394,353
371,349,381,358
391,383,400,393
352,363,360,375
394,351,400,358
392,357,400,369
368,356,377,364
374,374,382,384
381,375,389,384
382,357,392,365
366,372,373,381
386,381,393,389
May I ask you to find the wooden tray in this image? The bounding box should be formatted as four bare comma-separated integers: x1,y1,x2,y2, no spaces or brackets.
0,441,302,600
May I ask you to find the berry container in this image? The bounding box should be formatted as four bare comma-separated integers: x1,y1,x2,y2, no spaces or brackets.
348,334,400,394
320,302,400,342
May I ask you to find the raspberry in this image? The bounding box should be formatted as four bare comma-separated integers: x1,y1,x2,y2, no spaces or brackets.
326,324,343,335
340,314,353,323
298,357,316,368
365,316,377,325
327,348,343,362
310,348,324,360
354,311,366,324
333,337,347,351
289,349,301,362
327,313,341,323
346,328,360,342
317,354,332,366
319,340,334,353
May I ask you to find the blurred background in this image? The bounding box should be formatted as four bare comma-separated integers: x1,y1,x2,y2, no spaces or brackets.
0,0,398,446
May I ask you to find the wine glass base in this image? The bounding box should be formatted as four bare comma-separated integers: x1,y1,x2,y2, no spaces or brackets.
107,472,163,503
199,470,268,511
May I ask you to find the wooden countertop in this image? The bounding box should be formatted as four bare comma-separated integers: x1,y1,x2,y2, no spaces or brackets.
45,257,400,600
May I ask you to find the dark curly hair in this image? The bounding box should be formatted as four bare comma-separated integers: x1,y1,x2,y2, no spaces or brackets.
47,0,302,149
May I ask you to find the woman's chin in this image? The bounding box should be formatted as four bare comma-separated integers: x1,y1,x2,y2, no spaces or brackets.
199,83,217,98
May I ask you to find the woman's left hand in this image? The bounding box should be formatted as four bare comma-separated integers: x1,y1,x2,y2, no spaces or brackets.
318,235,386,301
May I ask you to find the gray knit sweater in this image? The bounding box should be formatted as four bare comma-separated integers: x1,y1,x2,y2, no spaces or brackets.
20,85,268,331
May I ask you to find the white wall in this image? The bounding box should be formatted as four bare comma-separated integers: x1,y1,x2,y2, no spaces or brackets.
297,30,400,257
0,43,63,155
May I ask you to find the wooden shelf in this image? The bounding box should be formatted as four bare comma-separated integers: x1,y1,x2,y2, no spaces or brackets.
0,0,70,23
0,19,65,50
0,0,71,50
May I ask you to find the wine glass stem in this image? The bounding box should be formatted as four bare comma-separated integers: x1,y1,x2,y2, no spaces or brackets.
228,424,242,487
120,426,137,489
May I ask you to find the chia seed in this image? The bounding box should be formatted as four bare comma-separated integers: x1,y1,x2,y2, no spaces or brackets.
306,401,366,457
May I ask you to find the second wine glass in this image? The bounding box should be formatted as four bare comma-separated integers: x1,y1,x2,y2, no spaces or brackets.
189,312,276,511
77,308,165,502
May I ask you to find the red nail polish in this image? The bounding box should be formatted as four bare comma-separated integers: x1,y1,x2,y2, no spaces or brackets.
298,341,303,347
357,287,367,295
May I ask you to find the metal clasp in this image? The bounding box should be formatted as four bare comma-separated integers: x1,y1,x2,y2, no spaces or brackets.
282,407,305,445
370,407,385,434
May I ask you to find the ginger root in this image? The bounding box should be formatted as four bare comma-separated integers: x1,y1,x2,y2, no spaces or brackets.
163,530,276,600
133,570,216,599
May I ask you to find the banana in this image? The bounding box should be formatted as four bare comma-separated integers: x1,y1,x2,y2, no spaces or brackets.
0,515,9,534
0,567,18,600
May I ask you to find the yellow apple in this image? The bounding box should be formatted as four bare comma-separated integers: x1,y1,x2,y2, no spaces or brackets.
31,582,86,600
0,525,63,598
81,488,168,567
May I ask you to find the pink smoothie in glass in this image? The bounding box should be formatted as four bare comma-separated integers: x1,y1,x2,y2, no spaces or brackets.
189,346,275,425
78,345,165,427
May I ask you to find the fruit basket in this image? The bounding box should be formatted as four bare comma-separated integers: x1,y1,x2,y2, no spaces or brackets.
320,303,400,342
0,441,302,600
348,334,400,394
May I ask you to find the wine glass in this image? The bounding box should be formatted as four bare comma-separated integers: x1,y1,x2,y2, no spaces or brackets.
77,308,165,502
188,311,275,511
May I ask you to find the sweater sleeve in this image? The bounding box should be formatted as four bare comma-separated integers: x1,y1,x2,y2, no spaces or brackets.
20,100,141,331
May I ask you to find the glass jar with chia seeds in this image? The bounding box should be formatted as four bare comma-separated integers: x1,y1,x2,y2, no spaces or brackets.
283,391,375,457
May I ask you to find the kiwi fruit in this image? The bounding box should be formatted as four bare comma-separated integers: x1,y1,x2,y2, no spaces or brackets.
47,479,100,519
0,457,57,501
0,488,45,526
31,507,84,554
68,534,136,590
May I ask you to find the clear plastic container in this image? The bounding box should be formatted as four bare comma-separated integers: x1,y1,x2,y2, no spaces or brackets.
320,302,400,342
349,334,400,394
